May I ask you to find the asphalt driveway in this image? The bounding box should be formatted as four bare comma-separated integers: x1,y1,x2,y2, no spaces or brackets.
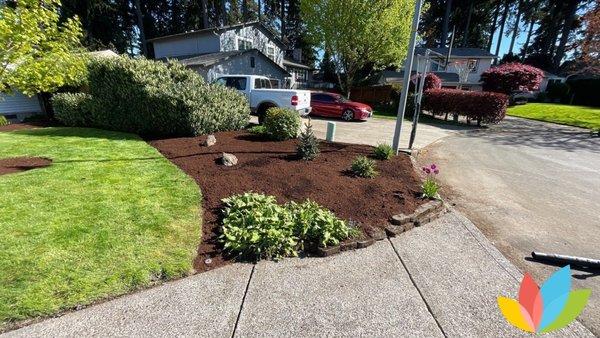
419,116,600,335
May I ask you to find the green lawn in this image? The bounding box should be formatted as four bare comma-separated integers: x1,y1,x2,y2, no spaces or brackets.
0,127,201,328
508,103,600,130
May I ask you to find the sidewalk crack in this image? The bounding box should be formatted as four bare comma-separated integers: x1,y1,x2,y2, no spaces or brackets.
388,238,447,338
231,264,255,338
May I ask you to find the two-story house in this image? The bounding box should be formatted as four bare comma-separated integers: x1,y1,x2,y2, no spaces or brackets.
148,21,310,88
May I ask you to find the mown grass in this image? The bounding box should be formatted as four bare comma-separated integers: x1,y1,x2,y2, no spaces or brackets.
0,127,201,328
508,103,600,130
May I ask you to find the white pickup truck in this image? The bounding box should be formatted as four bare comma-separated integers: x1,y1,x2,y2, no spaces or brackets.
214,75,311,122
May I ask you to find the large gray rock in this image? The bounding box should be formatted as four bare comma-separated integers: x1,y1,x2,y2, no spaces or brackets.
202,134,216,147
221,153,238,167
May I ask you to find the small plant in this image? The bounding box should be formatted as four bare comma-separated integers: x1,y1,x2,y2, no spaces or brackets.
0,115,10,126
297,119,320,160
248,124,267,135
287,200,356,248
351,156,378,178
373,143,394,160
220,192,297,260
421,163,441,199
263,107,300,141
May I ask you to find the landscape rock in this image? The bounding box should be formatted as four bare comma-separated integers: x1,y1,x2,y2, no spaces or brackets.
203,134,217,147
221,153,238,167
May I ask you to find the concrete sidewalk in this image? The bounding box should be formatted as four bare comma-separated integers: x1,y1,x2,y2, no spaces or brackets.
4,210,594,337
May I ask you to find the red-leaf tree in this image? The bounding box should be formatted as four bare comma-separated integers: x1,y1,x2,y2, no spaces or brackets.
480,62,545,94
410,72,442,92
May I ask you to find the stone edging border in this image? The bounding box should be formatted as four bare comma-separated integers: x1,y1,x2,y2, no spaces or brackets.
315,200,446,257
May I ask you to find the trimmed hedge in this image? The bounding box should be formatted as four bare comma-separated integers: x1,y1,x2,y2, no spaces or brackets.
422,89,508,124
264,107,300,141
53,93,93,127
55,56,250,137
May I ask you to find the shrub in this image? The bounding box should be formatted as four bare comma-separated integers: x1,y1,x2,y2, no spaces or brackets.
410,73,442,92
373,144,394,160
287,200,355,248
421,164,440,199
248,124,267,135
52,92,93,127
351,156,378,178
55,56,250,137
220,193,297,260
0,116,9,126
422,89,508,124
546,82,570,102
297,119,320,160
220,192,355,260
480,62,544,94
264,107,300,141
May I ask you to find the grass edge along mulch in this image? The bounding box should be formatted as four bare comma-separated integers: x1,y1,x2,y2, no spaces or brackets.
0,126,201,331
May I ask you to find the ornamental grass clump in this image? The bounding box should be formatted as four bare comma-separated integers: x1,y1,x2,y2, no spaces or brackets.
421,163,441,199
0,116,9,126
373,143,394,160
220,192,355,260
351,156,378,178
297,119,320,160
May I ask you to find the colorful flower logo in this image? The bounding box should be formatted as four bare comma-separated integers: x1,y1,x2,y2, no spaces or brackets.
498,266,591,333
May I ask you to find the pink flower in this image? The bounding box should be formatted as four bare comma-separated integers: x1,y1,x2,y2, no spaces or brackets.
423,167,431,174
430,164,437,170
434,169,439,174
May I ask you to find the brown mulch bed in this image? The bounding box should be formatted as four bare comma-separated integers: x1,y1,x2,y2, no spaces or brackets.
0,117,59,132
0,157,52,176
150,130,425,272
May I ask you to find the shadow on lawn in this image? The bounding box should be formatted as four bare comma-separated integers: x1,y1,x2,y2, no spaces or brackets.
12,126,141,141
464,117,600,153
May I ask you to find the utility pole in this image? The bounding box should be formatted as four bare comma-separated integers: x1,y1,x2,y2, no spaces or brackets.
391,0,423,153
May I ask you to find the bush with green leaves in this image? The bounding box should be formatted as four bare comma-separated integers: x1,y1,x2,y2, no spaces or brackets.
297,119,320,160
373,143,394,160
0,116,9,126
263,107,300,141
52,92,93,127
248,124,267,135
54,56,250,137
287,200,355,248
221,193,297,260
220,192,355,260
351,156,378,178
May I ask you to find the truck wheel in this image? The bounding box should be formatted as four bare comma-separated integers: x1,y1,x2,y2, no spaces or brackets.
341,109,354,121
257,104,276,124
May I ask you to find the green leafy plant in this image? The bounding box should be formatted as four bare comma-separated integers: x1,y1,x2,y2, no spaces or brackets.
220,193,356,260
220,193,297,260
297,119,320,160
287,200,355,248
373,143,394,160
248,124,267,135
52,92,93,127
421,163,441,199
351,156,378,178
263,107,300,141
0,116,9,126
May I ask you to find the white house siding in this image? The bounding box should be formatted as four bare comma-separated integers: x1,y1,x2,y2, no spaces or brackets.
219,26,283,66
195,51,289,84
413,56,494,90
0,91,43,119
153,34,220,59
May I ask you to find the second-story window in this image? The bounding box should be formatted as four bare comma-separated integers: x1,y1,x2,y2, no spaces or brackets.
236,36,253,51
266,45,276,61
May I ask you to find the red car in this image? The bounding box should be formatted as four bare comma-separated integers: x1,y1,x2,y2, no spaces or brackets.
310,92,373,121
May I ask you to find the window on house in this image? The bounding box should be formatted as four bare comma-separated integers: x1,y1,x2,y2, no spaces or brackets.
467,59,479,73
236,36,253,51
250,56,255,68
266,45,276,60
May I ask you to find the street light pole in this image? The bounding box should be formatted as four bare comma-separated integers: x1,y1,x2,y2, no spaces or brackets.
391,0,424,153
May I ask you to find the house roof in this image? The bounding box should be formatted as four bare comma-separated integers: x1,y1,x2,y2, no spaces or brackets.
283,58,312,70
147,21,287,49
415,47,497,59
176,49,291,76
379,70,460,84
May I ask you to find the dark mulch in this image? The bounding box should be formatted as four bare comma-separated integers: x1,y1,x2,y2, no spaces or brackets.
150,130,425,271
0,157,53,176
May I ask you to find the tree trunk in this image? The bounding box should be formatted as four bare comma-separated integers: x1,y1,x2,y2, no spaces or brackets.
553,0,579,68
487,1,501,51
509,0,523,53
494,1,510,58
242,0,248,21
462,0,474,47
441,0,453,47
201,0,209,28
133,0,147,56
221,0,228,26
521,19,535,59
258,0,262,20
280,0,286,39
